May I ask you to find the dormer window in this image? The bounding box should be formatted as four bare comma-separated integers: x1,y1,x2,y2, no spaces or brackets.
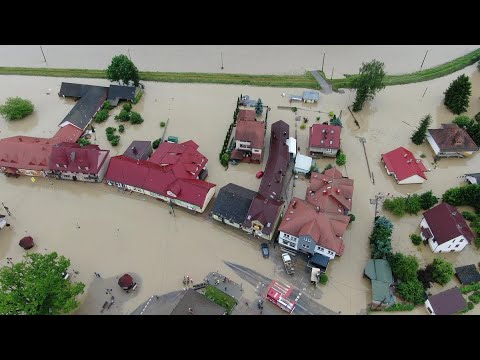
56,164,60,168
85,166,89,171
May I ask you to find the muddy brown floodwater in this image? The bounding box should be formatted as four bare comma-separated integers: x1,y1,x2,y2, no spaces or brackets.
1,63,479,315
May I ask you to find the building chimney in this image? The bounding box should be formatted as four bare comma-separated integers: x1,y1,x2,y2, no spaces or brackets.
70,151,76,162
403,154,407,158
336,189,340,194
132,146,137,154
316,207,320,213
323,190,327,195
292,200,297,209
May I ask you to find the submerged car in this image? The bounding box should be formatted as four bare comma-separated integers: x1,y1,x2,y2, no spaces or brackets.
261,243,269,258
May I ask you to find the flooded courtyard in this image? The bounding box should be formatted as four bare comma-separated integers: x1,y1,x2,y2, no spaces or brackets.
1,57,480,315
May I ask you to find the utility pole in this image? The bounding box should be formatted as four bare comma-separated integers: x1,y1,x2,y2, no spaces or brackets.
221,52,224,70
128,48,132,61
321,53,325,72
420,49,429,70
40,46,47,63
330,67,334,80
422,87,428,98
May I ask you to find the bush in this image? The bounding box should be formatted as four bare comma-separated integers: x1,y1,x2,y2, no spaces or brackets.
115,109,131,122
404,194,422,215
102,101,114,111
467,301,474,310
453,115,472,128
122,102,133,112
107,133,115,142
110,136,120,146
106,127,116,135
369,216,393,259
420,154,426,158
396,279,426,305
160,121,166,128
319,273,328,285
220,152,230,167
130,111,144,124
384,303,415,312
94,109,109,123
410,234,422,246
476,237,480,249
316,116,320,121
432,258,454,286
336,151,347,166
152,139,161,150
300,123,306,130
462,211,477,222
390,253,419,282
133,89,143,104
417,264,435,289
323,164,333,172
460,282,480,294
0,97,34,120
78,138,91,147
419,191,438,210
383,197,406,217
348,213,356,223
118,125,125,133
469,291,480,305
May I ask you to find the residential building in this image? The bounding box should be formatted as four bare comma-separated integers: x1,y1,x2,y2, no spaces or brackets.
0,214,6,231
309,124,341,158
48,142,110,182
294,154,313,174
306,167,353,215
286,137,297,159
230,110,265,164
107,85,139,106
211,183,257,229
364,259,395,308
302,91,319,103
105,141,216,213
242,196,285,241
381,146,429,184
123,141,153,161
170,289,226,315
427,123,479,158
277,197,350,260
425,287,466,315
455,265,480,285
465,173,480,185
420,203,475,253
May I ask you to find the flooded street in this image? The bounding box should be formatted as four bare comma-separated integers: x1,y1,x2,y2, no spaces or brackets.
0,45,479,77
1,61,480,315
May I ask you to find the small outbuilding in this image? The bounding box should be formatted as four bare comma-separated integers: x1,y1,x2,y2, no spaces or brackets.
19,236,35,250
294,154,313,174
118,273,136,291
364,259,395,308
455,264,480,285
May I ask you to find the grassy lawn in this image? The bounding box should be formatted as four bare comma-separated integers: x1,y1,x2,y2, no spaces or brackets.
328,48,480,90
204,285,237,314
0,67,320,90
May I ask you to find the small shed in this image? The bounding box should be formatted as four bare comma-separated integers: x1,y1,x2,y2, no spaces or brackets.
302,91,320,103
364,259,395,308
308,253,330,272
286,137,297,159
19,236,35,250
118,273,135,291
294,154,313,174
455,265,480,285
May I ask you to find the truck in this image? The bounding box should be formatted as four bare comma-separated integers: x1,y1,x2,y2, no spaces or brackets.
282,253,294,275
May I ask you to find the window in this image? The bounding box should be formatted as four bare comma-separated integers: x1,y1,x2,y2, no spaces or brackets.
427,307,432,314
302,244,310,249
289,242,295,247
455,244,460,248
328,251,333,255
284,234,290,239
305,238,311,243
459,239,463,243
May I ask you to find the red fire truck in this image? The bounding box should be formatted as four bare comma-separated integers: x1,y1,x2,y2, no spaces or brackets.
266,280,298,314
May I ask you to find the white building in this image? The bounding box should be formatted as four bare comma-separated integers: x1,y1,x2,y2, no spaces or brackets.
427,124,479,158
420,203,475,253
294,154,313,174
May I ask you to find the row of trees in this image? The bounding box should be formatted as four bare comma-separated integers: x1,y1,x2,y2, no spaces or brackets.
383,191,438,217
369,216,393,259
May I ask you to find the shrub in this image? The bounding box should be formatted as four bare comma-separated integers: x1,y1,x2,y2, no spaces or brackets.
420,154,426,158
453,115,472,129
94,109,109,123
118,125,125,133
102,101,114,111
300,123,306,130
469,291,480,305
152,139,161,150
336,151,347,166
106,127,116,135
396,279,426,305
160,121,166,128
110,136,120,146
323,164,333,171
417,264,435,289
369,216,393,259
462,211,477,222
0,97,34,120
468,302,474,310
292,107,298,113
316,116,320,121
107,133,115,142
390,253,419,282
130,111,144,124
460,282,480,294
328,111,335,117
404,194,422,215
419,191,438,210
383,197,406,217
122,103,132,112
78,138,91,147
384,303,415,312
115,109,131,122
410,234,422,246
319,273,328,285
432,258,454,286
475,237,480,249
348,213,356,223
220,152,230,167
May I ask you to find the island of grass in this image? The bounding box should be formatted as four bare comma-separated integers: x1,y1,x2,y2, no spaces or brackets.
204,285,237,314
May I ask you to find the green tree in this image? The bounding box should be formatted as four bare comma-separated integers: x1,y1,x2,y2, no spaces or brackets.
0,97,34,120
417,264,435,289
330,116,342,127
152,139,161,149
255,99,263,115
411,114,432,145
323,164,333,172
348,213,356,223
453,115,472,128
130,112,144,125
404,194,422,215
396,279,425,305
0,252,85,315
115,109,131,122
78,138,91,147
160,121,166,128
351,60,386,112
390,253,419,282
220,152,230,167
475,237,480,249
369,216,394,259
102,101,114,111
118,124,125,133
123,103,132,112
106,127,117,135
106,54,140,87
419,191,438,210
319,273,328,285
432,258,454,286
383,197,406,217
410,234,422,246
443,184,480,212
110,136,120,146
94,109,109,123
336,150,347,166
444,74,472,115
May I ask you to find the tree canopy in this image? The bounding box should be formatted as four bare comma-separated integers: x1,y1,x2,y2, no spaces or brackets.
432,258,454,286
0,252,85,315
0,97,34,121
396,279,426,305
443,74,471,115
351,60,386,112
369,216,393,259
255,99,264,115
411,114,432,145
390,253,419,282
106,55,140,87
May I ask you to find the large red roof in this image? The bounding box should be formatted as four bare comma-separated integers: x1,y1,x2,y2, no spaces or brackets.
53,124,84,143
49,142,109,175
243,195,284,236
306,167,354,213
309,124,341,150
278,198,349,255
381,147,428,181
423,203,475,245
234,120,265,149
237,109,256,122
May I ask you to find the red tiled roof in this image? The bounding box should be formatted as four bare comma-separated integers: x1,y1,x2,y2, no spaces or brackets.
428,124,479,152
306,167,354,213
381,147,428,181
278,198,349,255
309,124,341,150
53,124,84,143
243,194,284,236
423,203,475,245
234,120,265,149
48,142,109,175
148,141,207,179
237,109,257,122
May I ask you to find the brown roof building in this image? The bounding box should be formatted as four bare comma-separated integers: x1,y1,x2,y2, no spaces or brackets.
123,141,153,161
306,167,353,215
427,124,479,158
425,287,466,315
230,113,266,164
170,289,226,315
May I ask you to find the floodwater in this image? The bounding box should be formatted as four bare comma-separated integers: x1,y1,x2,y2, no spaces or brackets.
1,63,479,315
0,45,479,78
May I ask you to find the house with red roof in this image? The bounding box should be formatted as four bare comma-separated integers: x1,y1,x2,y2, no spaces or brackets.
104,141,216,213
230,110,266,164
48,142,110,182
309,124,341,158
278,197,350,262
381,147,429,184
306,167,354,215
420,203,475,253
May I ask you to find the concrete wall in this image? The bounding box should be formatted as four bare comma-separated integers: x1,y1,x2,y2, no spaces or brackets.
425,299,435,315
212,214,241,229
279,231,298,250
426,133,440,155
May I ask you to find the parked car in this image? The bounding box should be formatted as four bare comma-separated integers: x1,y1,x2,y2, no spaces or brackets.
256,171,264,179
261,243,269,258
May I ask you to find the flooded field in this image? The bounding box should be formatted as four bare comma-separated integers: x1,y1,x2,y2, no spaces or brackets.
1,63,479,315
0,45,478,77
